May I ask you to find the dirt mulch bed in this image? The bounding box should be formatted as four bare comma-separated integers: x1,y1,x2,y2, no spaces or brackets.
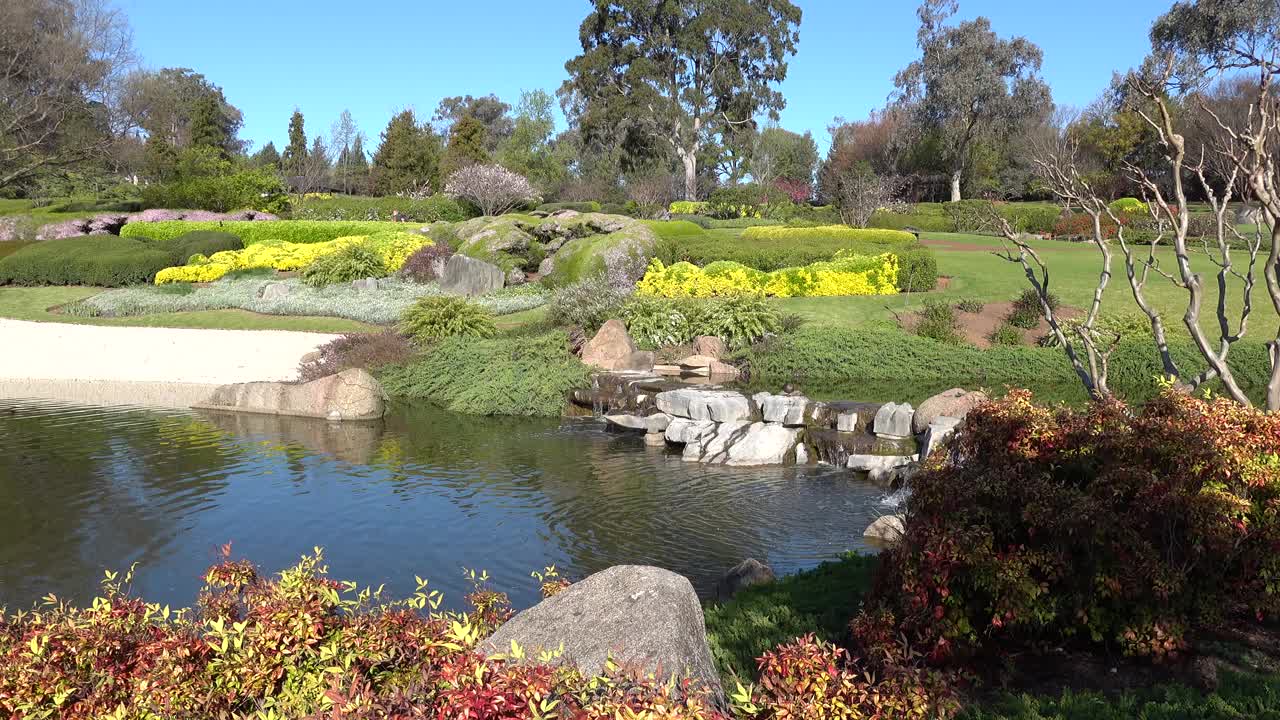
900,301,1083,349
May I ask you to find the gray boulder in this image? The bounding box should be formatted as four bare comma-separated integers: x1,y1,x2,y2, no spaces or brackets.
664,418,717,445
692,335,728,359
351,277,382,292
536,257,556,276
656,388,752,422
920,416,963,461
604,412,672,433
481,565,724,706
582,319,655,372
714,559,775,601
873,402,914,439
258,282,293,301
913,388,987,434
440,254,505,296
864,515,906,544
683,421,801,466
196,368,386,421
848,453,917,486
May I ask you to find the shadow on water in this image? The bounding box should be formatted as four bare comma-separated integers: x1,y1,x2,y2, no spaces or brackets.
0,398,892,611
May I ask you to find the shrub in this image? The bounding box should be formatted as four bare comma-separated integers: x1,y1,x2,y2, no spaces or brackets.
399,296,497,344
739,225,915,246
380,332,591,417
400,242,454,282
869,209,956,233
1109,196,1148,214
291,193,471,222
1052,212,1119,239
170,230,243,261
537,201,601,214
896,247,939,292
299,331,417,381
140,168,290,215
705,184,789,219
863,390,1280,665
915,300,963,344
621,296,696,348
0,549,730,718
155,231,431,284
122,220,410,245
700,295,782,348
986,323,1023,346
955,298,985,313
444,164,538,216
0,235,176,286
547,274,631,333
636,253,899,298
1007,288,1060,329
300,241,388,287
669,200,710,215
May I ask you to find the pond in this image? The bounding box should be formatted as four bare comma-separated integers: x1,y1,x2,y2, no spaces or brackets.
0,398,893,611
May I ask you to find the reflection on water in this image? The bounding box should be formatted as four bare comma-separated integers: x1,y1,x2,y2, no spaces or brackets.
0,398,888,610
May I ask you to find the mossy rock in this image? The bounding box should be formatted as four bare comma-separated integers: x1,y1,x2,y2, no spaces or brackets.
453,215,539,272
543,213,657,285
452,213,657,285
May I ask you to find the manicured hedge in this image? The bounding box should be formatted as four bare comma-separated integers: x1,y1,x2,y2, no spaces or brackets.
291,194,471,223
0,231,243,287
121,220,412,245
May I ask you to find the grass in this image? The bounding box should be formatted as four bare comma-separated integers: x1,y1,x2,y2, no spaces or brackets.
0,286,373,332
707,555,1280,719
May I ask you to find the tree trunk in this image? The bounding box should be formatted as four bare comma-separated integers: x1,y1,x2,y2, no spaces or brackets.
681,152,698,201
949,169,962,203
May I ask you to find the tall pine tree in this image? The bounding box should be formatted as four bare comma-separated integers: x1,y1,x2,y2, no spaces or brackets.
188,94,234,158
252,141,281,169
371,110,440,196
439,115,490,181
282,110,308,176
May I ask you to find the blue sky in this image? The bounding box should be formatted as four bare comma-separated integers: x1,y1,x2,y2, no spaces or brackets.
119,0,1171,155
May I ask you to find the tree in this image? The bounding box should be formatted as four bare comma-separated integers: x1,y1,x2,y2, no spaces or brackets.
329,109,359,194
432,94,513,151
749,127,818,190
294,136,330,196
444,164,537,216
498,89,563,192
251,141,281,170
282,109,308,177
823,162,906,228
1,0,135,190
122,68,242,157
990,0,1280,411
893,0,1051,202
439,116,490,180
371,109,440,196
562,0,802,201
625,169,677,218
348,133,369,192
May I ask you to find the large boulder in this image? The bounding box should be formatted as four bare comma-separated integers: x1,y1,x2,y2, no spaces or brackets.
543,213,659,285
439,254,505,296
864,515,906,545
656,388,752,423
919,416,963,461
913,388,988,434
197,368,386,421
664,418,717,445
873,402,914,439
848,453,917,486
604,412,672,433
683,421,801,466
582,319,655,372
692,336,728,359
481,565,724,706
714,558,775,601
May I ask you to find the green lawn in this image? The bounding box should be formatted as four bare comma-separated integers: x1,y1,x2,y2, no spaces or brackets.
0,286,374,333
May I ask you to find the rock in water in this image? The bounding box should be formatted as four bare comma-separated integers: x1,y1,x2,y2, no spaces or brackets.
864,515,906,545
581,319,655,372
683,421,801,466
912,388,987,434
714,559,776,601
656,388,752,423
919,416,963,460
439,254,505,296
197,368,386,421
481,565,724,707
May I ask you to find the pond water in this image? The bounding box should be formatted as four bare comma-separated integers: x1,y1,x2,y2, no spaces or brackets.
0,398,892,611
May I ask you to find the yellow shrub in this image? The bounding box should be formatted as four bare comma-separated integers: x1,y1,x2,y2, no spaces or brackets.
155,232,431,284
637,253,899,298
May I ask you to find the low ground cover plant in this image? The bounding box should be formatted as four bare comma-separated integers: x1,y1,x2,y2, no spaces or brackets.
69,277,547,324
122,219,411,245
399,296,498,344
299,331,417,382
547,274,633,333
636,252,900,298
380,332,591,417
0,230,243,287
862,390,1280,668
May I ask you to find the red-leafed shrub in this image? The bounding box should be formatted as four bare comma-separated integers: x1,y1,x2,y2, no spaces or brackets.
1052,212,1120,239
862,389,1280,666
298,330,417,382
400,241,454,282
773,177,812,204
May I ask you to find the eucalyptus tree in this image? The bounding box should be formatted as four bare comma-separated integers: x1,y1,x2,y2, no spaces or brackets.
893,0,1051,202
562,0,802,201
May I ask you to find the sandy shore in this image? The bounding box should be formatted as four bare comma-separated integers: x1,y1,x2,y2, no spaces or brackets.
0,319,341,408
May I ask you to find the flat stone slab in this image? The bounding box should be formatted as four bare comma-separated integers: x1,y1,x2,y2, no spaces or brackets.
196,368,386,421
656,388,752,422
683,421,801,466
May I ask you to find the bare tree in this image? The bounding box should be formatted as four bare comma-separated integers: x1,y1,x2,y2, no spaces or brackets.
330,109,358,195
823,162,907,228
444,164,537,216
625,171,676,219
0,0,135,190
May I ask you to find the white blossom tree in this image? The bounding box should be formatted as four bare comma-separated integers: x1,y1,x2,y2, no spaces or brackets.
444,164,537,216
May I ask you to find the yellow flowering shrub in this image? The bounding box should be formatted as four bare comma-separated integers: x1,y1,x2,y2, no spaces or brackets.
636,253,899,298
155,232,432,284
669,201,709,215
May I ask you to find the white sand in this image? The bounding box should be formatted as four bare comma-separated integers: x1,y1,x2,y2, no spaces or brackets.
0,319,341,407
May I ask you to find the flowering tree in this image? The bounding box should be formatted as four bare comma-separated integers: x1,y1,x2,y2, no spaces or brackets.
444,163,537,216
